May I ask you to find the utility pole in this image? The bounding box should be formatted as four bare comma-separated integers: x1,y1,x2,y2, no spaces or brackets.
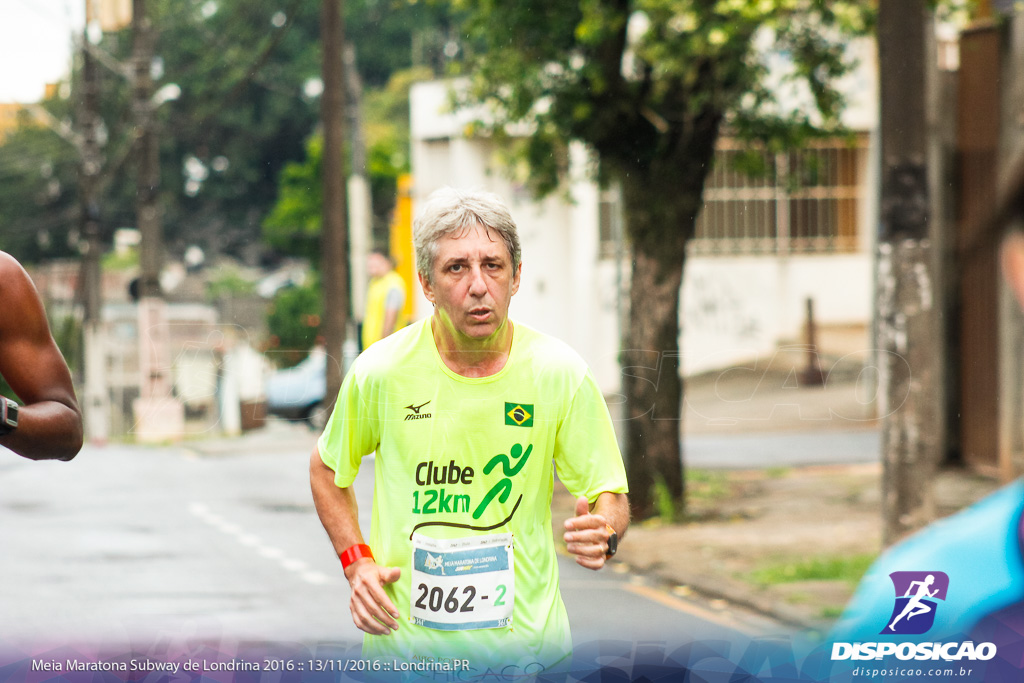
877,0,940,545
80,2,110,444
133,0,160,301
131,0,183,441
321,0,350,411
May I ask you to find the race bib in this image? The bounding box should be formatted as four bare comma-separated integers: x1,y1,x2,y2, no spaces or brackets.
409,532,514,631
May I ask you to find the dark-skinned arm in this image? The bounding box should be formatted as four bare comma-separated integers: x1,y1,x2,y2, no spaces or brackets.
0,252,83,461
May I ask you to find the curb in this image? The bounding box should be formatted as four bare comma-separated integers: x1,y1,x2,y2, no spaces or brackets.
623,560,834,634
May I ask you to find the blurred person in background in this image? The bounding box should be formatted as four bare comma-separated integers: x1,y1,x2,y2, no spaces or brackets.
0,251,83,461
361,249,408,351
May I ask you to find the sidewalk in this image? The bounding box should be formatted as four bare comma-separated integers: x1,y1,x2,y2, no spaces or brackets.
556,354,1002,634
554,463,997,634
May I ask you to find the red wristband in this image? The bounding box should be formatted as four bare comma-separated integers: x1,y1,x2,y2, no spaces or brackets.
340,543,374,570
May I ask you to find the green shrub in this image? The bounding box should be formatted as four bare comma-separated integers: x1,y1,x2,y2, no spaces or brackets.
266,282,322,368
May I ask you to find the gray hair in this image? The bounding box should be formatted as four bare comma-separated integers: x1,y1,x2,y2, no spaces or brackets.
413,187,521,282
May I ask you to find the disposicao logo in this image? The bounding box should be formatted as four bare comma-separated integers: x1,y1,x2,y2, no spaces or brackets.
884,571,949,635
831,570,997,663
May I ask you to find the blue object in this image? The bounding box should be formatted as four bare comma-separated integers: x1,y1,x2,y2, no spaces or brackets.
265,350,327,426
831,479,1024,643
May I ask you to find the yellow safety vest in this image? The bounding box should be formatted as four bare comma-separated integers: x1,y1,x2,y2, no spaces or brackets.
362,270,407,349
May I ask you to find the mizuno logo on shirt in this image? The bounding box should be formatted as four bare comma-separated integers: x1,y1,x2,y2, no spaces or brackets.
404,401,432,421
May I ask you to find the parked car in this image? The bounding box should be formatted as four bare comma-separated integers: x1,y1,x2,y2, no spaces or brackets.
265,347,329,430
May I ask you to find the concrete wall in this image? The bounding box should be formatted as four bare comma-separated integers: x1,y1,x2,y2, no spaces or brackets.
681,254,873,375
410,51,878,392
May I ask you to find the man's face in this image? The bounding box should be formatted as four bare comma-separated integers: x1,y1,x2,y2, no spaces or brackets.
419,222,521,342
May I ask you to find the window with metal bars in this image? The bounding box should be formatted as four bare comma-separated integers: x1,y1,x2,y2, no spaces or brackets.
690,135,868,255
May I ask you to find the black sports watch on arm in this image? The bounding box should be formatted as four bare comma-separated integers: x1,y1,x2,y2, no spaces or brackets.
0,397,19,436
604,524,618,560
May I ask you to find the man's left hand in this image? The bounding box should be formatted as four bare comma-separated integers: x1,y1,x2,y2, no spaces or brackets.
564,496,614,570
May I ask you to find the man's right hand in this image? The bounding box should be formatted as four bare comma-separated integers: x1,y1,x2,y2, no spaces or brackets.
345,559,402,635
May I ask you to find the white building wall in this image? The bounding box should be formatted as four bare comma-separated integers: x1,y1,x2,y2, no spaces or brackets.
410,66,878,392
680,254,873,375
566,147,623,391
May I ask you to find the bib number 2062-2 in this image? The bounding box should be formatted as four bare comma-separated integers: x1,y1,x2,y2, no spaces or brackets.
410,532,514,631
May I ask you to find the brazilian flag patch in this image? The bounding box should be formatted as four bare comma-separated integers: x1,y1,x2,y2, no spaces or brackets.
504,402,534,427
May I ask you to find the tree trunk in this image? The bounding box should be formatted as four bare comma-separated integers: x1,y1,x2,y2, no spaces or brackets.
619,174,692,521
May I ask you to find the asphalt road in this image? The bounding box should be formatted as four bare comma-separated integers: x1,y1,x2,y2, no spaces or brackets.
685,428,881,469
0,422,778,672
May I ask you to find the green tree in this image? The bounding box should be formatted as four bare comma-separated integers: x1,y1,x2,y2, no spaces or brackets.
263,133,324,263
154,0,454,258
0,104,82,261
449,0,872,519
0,0,323,265
0,0,457,268
348,0,463,87
262,66,432,259
148,0,323,257
267,281,323,367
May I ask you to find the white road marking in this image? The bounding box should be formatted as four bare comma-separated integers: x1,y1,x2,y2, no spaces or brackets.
238,533,261,547
189,502,331,585
302,571,330,585
282,558,308,572
258,547,285,560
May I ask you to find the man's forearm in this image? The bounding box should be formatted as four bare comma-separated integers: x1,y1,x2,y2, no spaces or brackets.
0,400,83,461
309,447,403,633
310,448,366,556
593,492,630,539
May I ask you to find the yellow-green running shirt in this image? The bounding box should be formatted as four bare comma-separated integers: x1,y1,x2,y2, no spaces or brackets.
317,317,628,675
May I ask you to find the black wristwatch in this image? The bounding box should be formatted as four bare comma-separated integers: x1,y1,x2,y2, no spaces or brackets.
0,397,19,436
604,524,618,559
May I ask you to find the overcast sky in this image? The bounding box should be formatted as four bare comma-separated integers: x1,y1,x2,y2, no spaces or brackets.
1,0,84,102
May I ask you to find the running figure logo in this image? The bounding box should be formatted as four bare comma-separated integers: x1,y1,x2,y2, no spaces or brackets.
424,553,445,574
883,571,949,635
